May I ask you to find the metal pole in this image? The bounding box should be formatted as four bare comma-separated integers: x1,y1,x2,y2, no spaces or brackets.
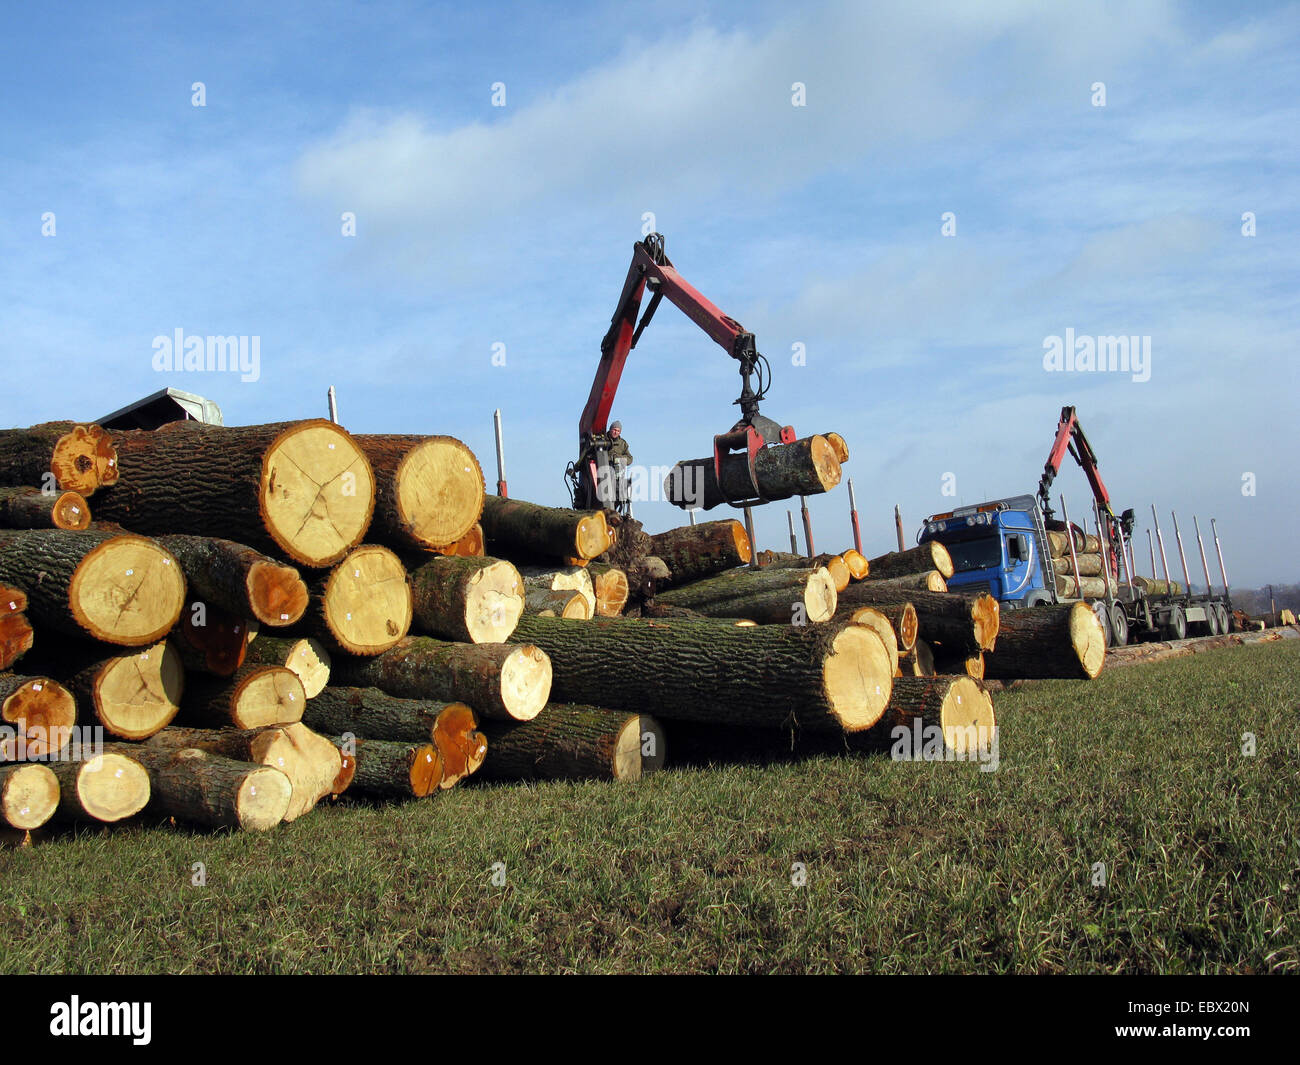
847,479,863,554
1171,512,1193,596
787,511,799,553
1061,495,1083,599
688,509,697,527
1151,504,1172,587
800,496,814,557
1193,516,1214,597
1092,501,1115,612
1147,529,1157,580
1211,518,1231,607
327,386,338,425
493,409,508,497
894,504,905,552
1116,520,1136,600
744,506,759,569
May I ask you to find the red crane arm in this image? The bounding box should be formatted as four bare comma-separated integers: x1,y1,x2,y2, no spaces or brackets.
1038,405,1116,523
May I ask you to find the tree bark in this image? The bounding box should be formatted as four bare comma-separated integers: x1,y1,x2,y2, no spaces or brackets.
0,423,120,497
480,495,613,562
333,636,552,722
178,664,306,729
0,529,186,646
302,685,455,743
48,751,150,823
509,614,893,733
100,743,291,831
656,565,837,624
0,674,77,757
664,435,842,511
867,542,954,580
524,587,591,619
92,420,375,567
155,534,307,627
300,545,411,656
982,601,1106,680
243,635,331,697
648,520,752,587
0,585,33,671
409,555,523,643
143,721,340,822
837,585,999,654
351,435,484,552
476,704,652,783
866,570,947,593
335,737,442,799
0,486,91,530
0,763,60,830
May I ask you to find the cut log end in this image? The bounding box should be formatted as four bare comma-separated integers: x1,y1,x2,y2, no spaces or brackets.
465,559,525,642
500,644,553,721
71,753,151,822
822,626,893,731
0,764,60,829
1,678,77,757
575,511,613,560
612,714,644,782
50,490,92,530
227,763,293,830
432,703,487,788
805,567,839,622
0,612,34,670
53,424,119,495
260,422,374,567
247,560,309,626
232,667,306,729
807,435,843,492
395,438,485,548
95,641,185,739
322,545,412,655
1071,602,1107,678
70,535,187,645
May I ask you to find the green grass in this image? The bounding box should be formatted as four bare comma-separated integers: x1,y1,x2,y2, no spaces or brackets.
2,640,1297,974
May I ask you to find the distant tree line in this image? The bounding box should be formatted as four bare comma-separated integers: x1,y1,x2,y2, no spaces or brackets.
1232,583,1300,617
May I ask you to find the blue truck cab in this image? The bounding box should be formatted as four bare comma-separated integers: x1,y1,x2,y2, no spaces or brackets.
917,494,1056,609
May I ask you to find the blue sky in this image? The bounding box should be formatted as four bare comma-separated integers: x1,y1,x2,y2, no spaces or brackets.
2,1,1296,586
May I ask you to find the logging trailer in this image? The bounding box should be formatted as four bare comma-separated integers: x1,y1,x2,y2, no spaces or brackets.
916,406,1233,647
565,232,796,516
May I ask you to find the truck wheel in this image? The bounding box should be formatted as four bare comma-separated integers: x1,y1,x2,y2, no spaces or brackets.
1109,605,1129,647
1205,604,1222,636
1164,606,1187,641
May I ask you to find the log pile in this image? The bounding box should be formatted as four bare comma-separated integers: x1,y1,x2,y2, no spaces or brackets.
0,416,1105,841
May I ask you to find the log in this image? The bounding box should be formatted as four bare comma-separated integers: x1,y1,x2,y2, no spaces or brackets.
519,566,595,616
409,555,523,643
431,703,487,787
48,751,150,823
0,764,60,830
1046,529,1099,556
761,551,850,590
92,420,375,567
0,529,186,646
0,486,91,530
334,636,552,722
154,534,308,627
640,602,756,624
586,563,630,617
351,435,484,552
243,635,331,697
100,743,291,831
480,495,613,562
143,722,341,822
1055,551,1105,577
0,423,119,497
0,675,77,758
897,638,935,677
866,570,947,593
866,542,954,580
933,649,984,679
844,607,899,676
664,435,842,511
838,585,999,654
179,664,306,729
430,522,485,558
820,432,850,463
840,600,917,652
1054,574,1117,598
301,685,460,744
476,704,654,783
172,601,252,675
648,520,752,587
336,737,442,799
865,675,995,757
303,545,411,656
0,585,33,671
841,550,869,580
656,565,837,624
59,641,184,739
983,601,1106,680
524,587,591,619
1132,576,1183,596
509,614,893,733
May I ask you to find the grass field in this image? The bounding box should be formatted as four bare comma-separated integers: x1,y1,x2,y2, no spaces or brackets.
2,639,1297,974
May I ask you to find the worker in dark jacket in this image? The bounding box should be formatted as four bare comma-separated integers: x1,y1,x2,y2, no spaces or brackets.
607,421,633,465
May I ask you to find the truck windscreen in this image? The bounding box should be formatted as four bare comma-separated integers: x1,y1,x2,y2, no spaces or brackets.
946,536,1003,573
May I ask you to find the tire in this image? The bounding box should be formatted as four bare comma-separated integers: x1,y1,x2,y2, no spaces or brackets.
1215,603,1231,633
1205,604,1222,636
1164,606,1187,641
1110,605,1129,647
